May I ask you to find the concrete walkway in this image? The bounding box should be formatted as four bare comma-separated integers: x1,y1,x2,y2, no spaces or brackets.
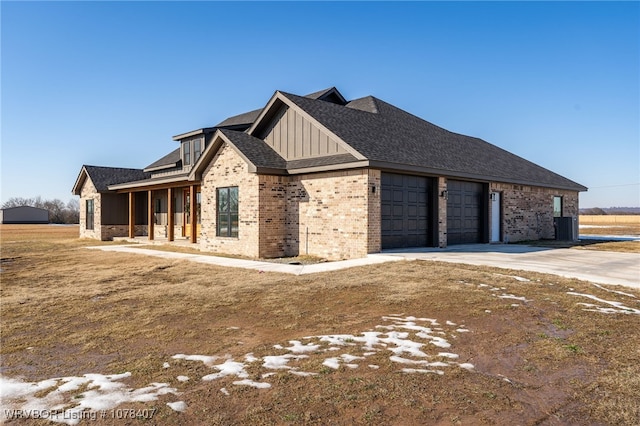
378,244,640,289
86,245,403,275
87,243,640,289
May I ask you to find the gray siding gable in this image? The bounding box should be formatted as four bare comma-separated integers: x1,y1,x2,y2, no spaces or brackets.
258,104,349,160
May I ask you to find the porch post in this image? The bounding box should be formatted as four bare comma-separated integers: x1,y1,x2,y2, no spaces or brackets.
128,192,135,238
190,185,197,243
148,190,154,241
167,187,174,242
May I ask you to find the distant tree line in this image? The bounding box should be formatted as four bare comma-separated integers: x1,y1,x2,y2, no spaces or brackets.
1,197,79,224
580,207,640,215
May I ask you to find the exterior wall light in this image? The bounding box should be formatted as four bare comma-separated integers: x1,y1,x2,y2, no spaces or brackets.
440,190,448,200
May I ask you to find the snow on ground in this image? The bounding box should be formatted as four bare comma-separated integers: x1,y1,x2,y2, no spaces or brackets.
0,373,177,425
0,315,473,424
567,292,640,314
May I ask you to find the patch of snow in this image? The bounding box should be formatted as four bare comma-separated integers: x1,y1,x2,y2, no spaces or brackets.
498,293,531,302
244,353,259,363
176,376,189,382
0,374,177,425
368,364,380,369
167,401,187,412
290,371,317,377
402,368,444,375
322,357,341,369
567,292,640,315
591,283,637,298
202,359,249,381
438,352,459,359
511,276,530,282
220,388,230,395
284,340,321,353
172,354,219,367
232,379,271,389
262,354,308,369
459,363,475,370
163,362,170,369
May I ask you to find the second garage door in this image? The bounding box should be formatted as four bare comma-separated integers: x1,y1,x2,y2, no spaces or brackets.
381,173,433,249
447,180,485,245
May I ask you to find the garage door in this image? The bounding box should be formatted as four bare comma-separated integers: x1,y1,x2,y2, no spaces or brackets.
381,173,432,249
447,180,484,245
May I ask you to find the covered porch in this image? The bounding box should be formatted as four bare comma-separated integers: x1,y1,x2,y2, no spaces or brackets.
121,183,202,244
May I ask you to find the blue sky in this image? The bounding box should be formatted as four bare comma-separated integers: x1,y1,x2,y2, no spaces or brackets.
2,1,638,208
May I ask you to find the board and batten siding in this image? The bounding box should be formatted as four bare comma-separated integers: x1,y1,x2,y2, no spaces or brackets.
262,106,348,160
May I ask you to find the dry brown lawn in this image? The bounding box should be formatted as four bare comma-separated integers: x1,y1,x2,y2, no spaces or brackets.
1,225,640,425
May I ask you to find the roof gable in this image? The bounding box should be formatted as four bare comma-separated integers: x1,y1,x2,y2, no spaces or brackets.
72,165,150,195
304,87,347,105
248,91,365,161
256,102,350,161
189,129,288,180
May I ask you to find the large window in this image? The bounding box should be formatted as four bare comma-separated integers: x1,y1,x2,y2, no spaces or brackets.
217,187,238,237
86,199,94,230
553,196,563,217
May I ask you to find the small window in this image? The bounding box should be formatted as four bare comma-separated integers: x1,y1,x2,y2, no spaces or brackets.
553,196,563,218
183,141,191,165
86,199,94,230
194,139,202,163
217,187,238,237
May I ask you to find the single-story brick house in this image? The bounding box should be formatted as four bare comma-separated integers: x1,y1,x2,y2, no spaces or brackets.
72,87,586,260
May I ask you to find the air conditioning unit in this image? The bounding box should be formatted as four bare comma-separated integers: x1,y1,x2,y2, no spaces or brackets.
554,217,578,241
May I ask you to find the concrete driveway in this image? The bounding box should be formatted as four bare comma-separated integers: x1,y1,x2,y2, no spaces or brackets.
378,244,640,289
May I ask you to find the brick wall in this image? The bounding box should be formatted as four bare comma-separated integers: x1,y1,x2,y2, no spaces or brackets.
199,143,376,260
285,169,372,260
437,177,448,247
490,182,579,242
367,169,381,254
200,144,261,257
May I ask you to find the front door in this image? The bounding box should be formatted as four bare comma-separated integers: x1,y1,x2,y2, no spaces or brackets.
490,192,501,243
183,190,201,237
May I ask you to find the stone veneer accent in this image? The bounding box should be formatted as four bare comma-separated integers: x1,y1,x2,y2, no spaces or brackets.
79,178,103,239
490,182,579,243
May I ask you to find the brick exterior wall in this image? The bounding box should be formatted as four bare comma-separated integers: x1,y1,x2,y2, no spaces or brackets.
199,143,377,260
367,169,381,254
285,169,373,260
79,143,580,254
490,182,579,243
200,144,261,257
437,177,448,247
79,179,139,241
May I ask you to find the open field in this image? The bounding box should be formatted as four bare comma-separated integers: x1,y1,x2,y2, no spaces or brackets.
579,215,640,236
1,225,640,425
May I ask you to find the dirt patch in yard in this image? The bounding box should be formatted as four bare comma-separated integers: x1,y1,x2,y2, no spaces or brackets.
1,225,639,425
